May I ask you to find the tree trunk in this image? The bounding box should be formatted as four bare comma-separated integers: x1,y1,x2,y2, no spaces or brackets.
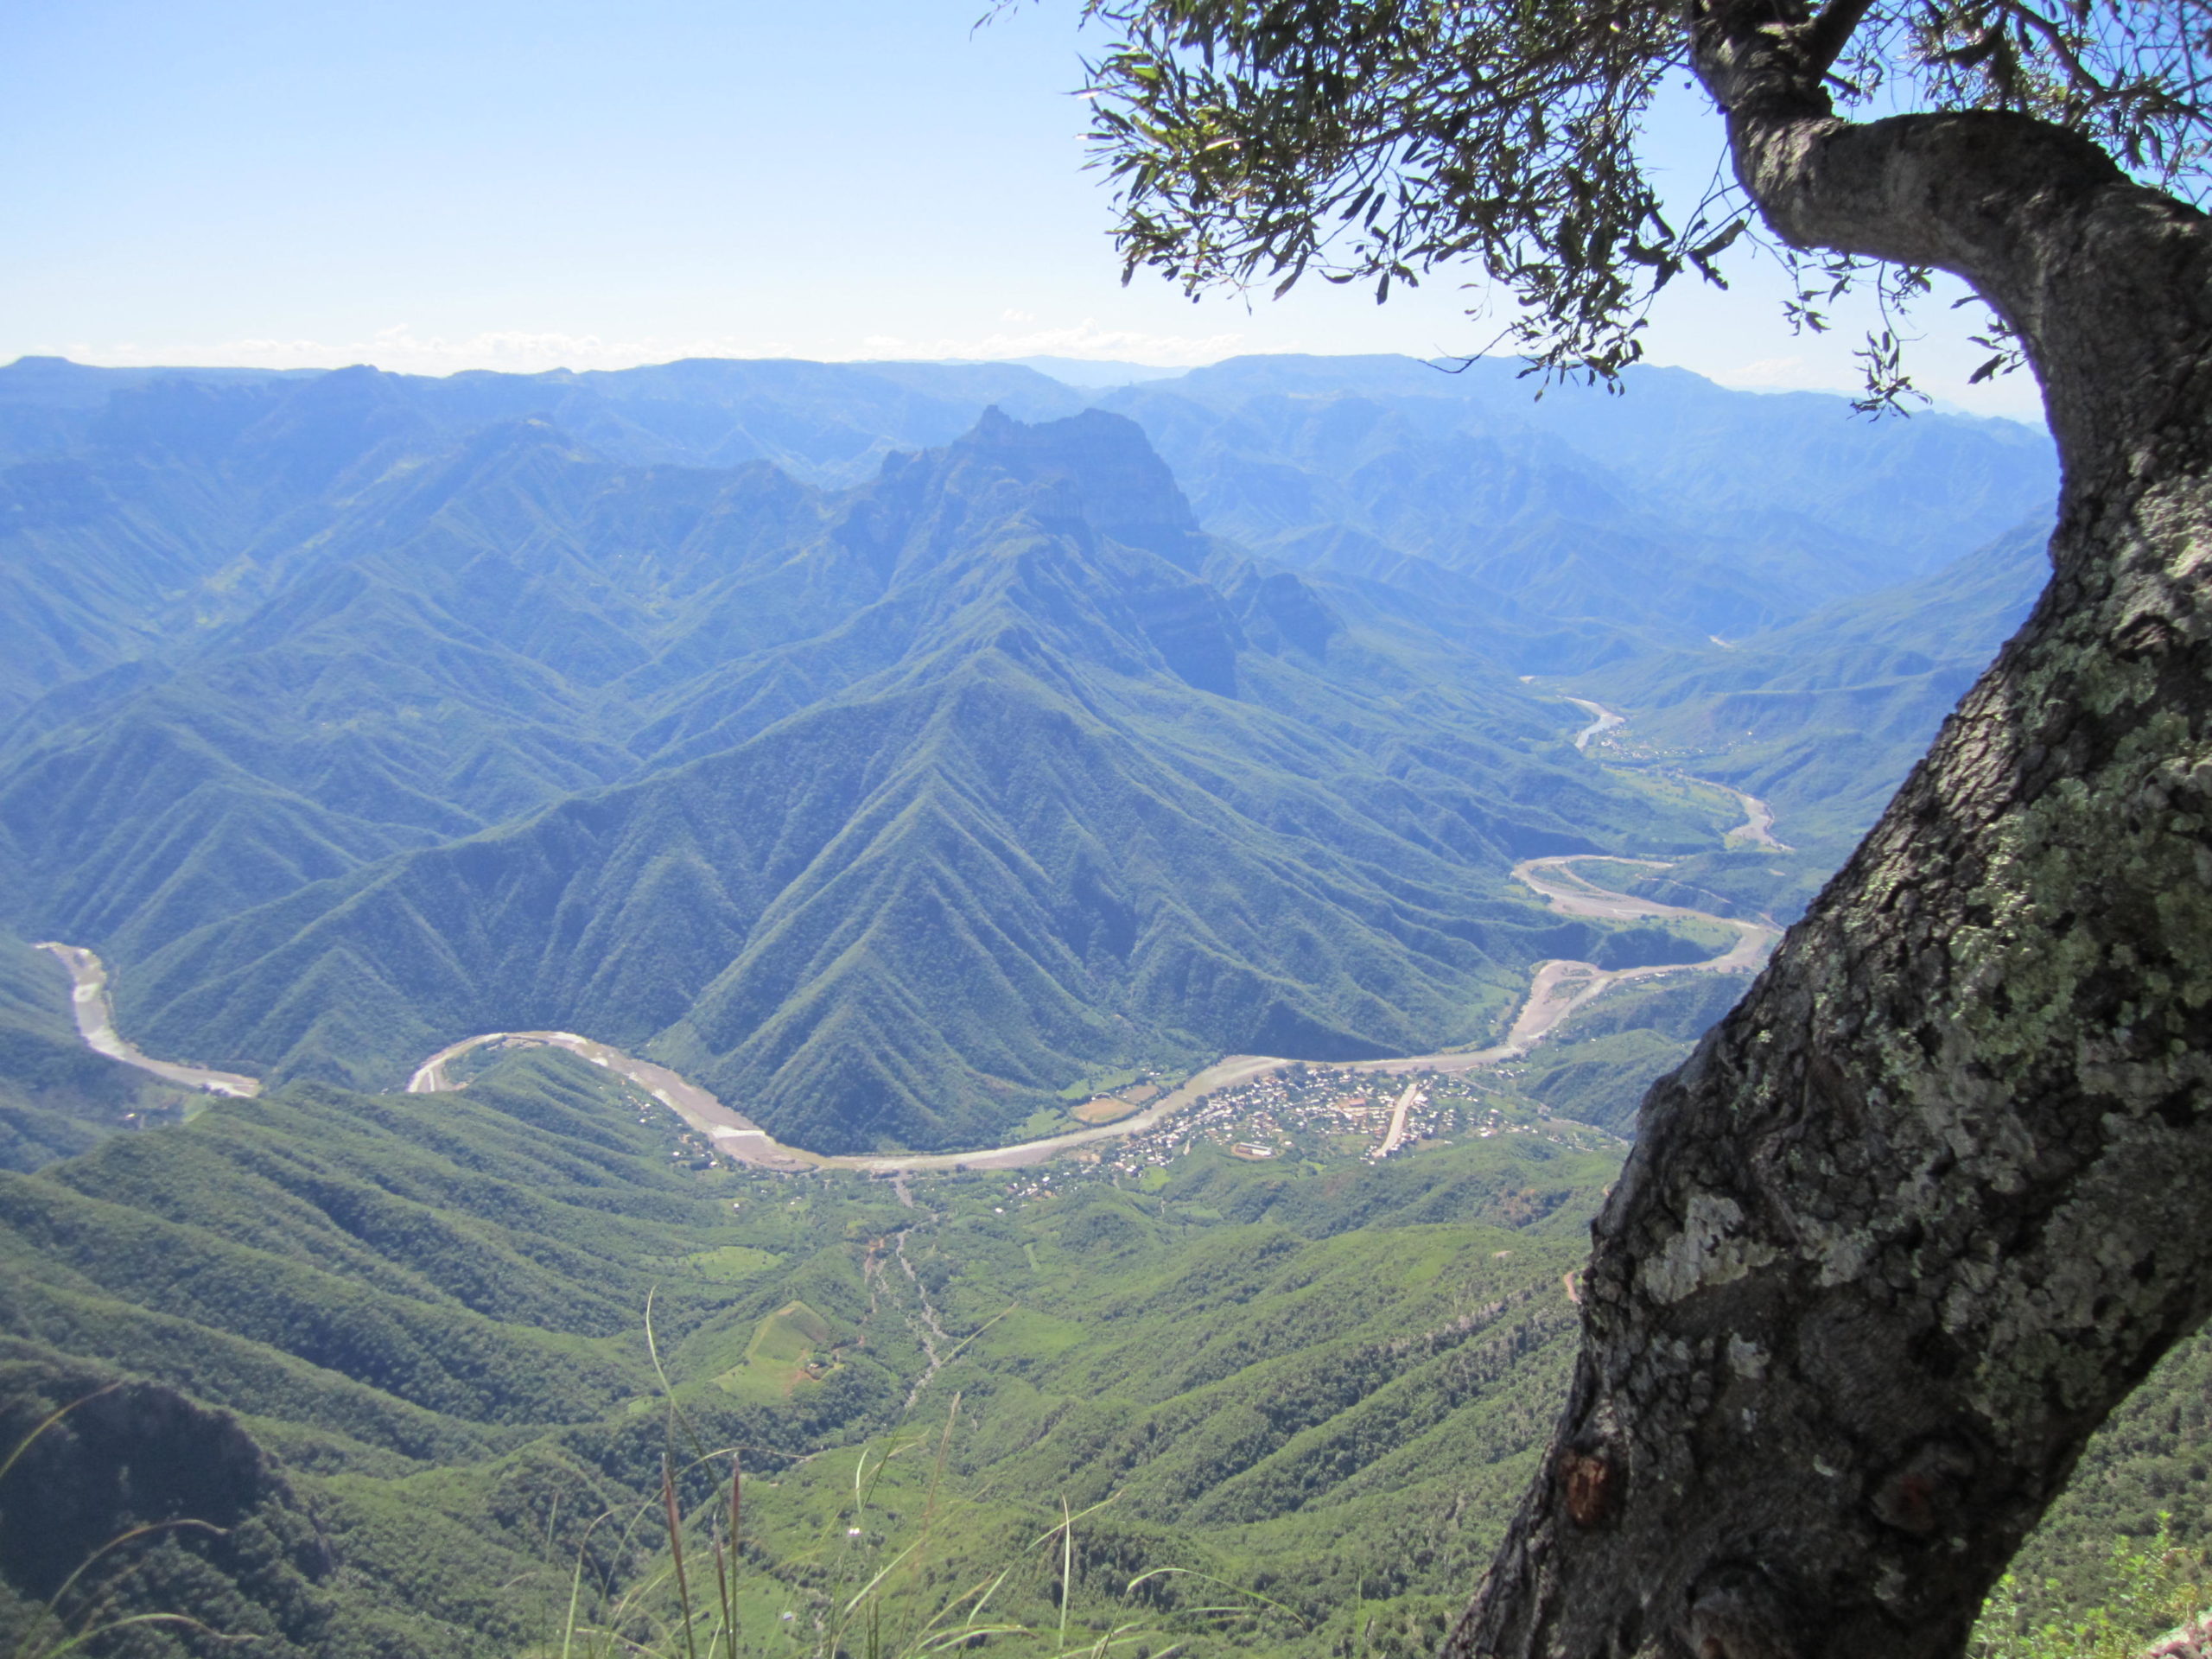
1445,10,2212,1656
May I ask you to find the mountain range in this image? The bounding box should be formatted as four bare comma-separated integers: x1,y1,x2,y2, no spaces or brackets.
23,351,2198,1659
0,353,2056,1152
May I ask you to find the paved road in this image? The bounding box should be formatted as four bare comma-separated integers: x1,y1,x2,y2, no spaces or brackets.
1373,1079,1423,1158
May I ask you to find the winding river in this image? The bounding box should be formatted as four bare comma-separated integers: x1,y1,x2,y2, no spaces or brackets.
1564,696,1627,751
391,849,1779,1171
35,943,260,1098
41,706,1790,1170
1561,697,1793,851
34,849,1777,1173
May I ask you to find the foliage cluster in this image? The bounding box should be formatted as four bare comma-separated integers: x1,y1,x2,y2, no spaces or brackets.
1071,0,2212,397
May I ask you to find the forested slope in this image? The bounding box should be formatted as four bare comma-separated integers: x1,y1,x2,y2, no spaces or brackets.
0,353,2054,1154
0,390,1732,1150
3,1048,2206,1659
0,1048,1608,1657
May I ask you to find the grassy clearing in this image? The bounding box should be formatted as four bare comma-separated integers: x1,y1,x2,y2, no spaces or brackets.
1668,915,1743,955
1565,857,1668,892
1057,1069,1141,1103
970,1308,1090,1364
716,1302,836,1403
684,1245,785,1281
1601,766,1744,831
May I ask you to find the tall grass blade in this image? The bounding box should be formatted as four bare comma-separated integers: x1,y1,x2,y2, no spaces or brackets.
27,1611,226,1659
558,1545,588,1659
718,1452,741,1659
644,1287,713,1466
1124,1567,1311,1630
21,1517,223,1659
1059,1495,1074,1653
841,1540,923,1616
661,1455,698,1659
0,1383,118,1493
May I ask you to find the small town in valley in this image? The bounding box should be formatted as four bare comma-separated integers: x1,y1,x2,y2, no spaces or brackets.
991,1061,1623,1204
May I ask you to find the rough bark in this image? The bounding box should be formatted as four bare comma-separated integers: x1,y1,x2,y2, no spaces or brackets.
1444,6,2212,1656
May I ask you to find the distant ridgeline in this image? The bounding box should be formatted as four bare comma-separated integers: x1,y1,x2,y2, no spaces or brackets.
0,353,2055,1154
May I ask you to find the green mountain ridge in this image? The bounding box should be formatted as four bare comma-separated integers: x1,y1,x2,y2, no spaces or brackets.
106,411,1713,1151
1569,520,2051,889
0,354,2055,1154
1096,356,2054,663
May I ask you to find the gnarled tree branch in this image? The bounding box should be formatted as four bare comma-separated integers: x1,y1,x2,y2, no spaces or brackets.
1804,0,1879,78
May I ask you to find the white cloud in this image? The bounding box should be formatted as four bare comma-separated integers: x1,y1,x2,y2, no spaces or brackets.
1718,355,1816,388
855,317,1255,366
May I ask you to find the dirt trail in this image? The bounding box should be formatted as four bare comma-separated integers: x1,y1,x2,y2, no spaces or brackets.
895,1232,953,1412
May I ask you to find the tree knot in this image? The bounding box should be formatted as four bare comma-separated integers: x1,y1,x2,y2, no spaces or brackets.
1870,1440,1976,1535
1560,1445,1621,1529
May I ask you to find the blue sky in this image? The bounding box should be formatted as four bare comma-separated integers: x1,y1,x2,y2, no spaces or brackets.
0,0,2043,417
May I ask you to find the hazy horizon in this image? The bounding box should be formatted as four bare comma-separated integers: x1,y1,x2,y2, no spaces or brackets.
3,1,2044,419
